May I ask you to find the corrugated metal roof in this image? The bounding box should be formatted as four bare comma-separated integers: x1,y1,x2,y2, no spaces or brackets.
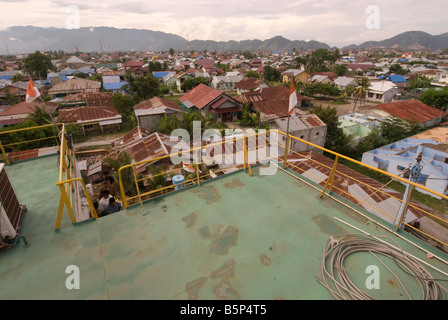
57,106,121,123
48,78,101,94
178,84,223,110
283,151,430,223
134,97,183,112
372,100,447,124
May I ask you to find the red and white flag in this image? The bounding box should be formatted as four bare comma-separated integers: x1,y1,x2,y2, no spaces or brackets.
288,79,298,115
182,161,196,173
26,79,41,103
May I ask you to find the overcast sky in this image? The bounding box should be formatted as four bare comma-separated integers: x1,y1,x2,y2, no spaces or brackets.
1,0,447,47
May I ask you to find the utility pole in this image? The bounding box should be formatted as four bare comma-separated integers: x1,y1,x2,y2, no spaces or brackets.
395,146,424,231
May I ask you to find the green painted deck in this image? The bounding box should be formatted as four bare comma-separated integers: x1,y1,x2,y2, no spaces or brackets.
1,155,448,300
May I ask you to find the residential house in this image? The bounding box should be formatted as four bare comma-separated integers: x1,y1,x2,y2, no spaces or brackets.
364,99,447,128
347,63,375,75
281,69,311,84
178,84,242,122
361,138,448,199
57,106,122,135
58,91,115,109
173,72,196,92
310,74,332,84
236,86,313,123
0,101,57,127
365,81,400,103
0,81,45,102
338,113,383,145
272,114,327,156
133,97,186,131
102,71,127,93
234,77,270,95
211,75,243,91
48,78,102,99
432,71,448,87
385,75,408,88
333,76,357,90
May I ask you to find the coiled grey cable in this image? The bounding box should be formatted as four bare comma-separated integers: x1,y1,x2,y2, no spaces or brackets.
315,234,448,300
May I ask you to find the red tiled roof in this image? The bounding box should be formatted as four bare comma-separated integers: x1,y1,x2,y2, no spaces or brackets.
178,84,223,110
372,99,447,124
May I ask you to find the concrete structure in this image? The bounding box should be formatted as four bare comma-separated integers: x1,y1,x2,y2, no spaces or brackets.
366,81,400,103
338,113,383,145
361,138,448,199
272,114,327,156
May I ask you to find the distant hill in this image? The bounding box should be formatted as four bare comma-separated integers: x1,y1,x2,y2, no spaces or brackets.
1,27,447,55
343,31,448,50
0,26,330,54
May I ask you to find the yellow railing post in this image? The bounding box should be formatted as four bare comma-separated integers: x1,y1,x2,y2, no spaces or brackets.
0,141,11,166
320,155,339,198
195,150,201,186
244,136,252,176
118,167,127,209
55,184,77,231
283,134,291,169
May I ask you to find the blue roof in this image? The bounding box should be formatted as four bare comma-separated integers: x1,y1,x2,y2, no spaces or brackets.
0,75,12,80
152,72,169,78
103,82,127,91
387,75,407,83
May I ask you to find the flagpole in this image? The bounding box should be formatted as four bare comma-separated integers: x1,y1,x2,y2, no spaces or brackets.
283,78,297,169
283,113,291,169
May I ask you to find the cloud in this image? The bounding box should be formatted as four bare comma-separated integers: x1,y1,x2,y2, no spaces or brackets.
1,0,447,47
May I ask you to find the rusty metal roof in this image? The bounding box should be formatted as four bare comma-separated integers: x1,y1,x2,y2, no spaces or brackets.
283,151,430,223
134,97,183,112
179,84,224,110
57,106,120,123
372,100,447,124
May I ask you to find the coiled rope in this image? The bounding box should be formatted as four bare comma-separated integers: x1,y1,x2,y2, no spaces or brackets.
315,234,448,300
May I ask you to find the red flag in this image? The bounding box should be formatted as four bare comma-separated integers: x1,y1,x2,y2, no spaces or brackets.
288,79,298,115
26,79,41,103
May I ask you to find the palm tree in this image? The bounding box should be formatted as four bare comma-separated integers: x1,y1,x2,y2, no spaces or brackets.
122,69,136,97
352,77,370,112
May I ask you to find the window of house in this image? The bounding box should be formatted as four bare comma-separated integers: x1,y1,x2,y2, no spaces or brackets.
84,124,93,129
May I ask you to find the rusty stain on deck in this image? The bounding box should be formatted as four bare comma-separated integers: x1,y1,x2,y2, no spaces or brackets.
199,226,211,239
211,226,239,255
181,212,197,228
260,254,271,266
312,214,347,235
209,260,236,280
186,276,208,300
192,185,221,204
213,280,241,300
223,178,245,189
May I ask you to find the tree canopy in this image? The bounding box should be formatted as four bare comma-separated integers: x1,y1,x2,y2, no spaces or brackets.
419,88,448,111
23,51,55,79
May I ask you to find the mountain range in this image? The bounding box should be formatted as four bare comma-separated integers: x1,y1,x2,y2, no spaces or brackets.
0,26,447,55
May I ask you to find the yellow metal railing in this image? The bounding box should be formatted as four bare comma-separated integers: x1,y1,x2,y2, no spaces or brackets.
55,123,97,231
0,123,61,164
116,129,448,252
